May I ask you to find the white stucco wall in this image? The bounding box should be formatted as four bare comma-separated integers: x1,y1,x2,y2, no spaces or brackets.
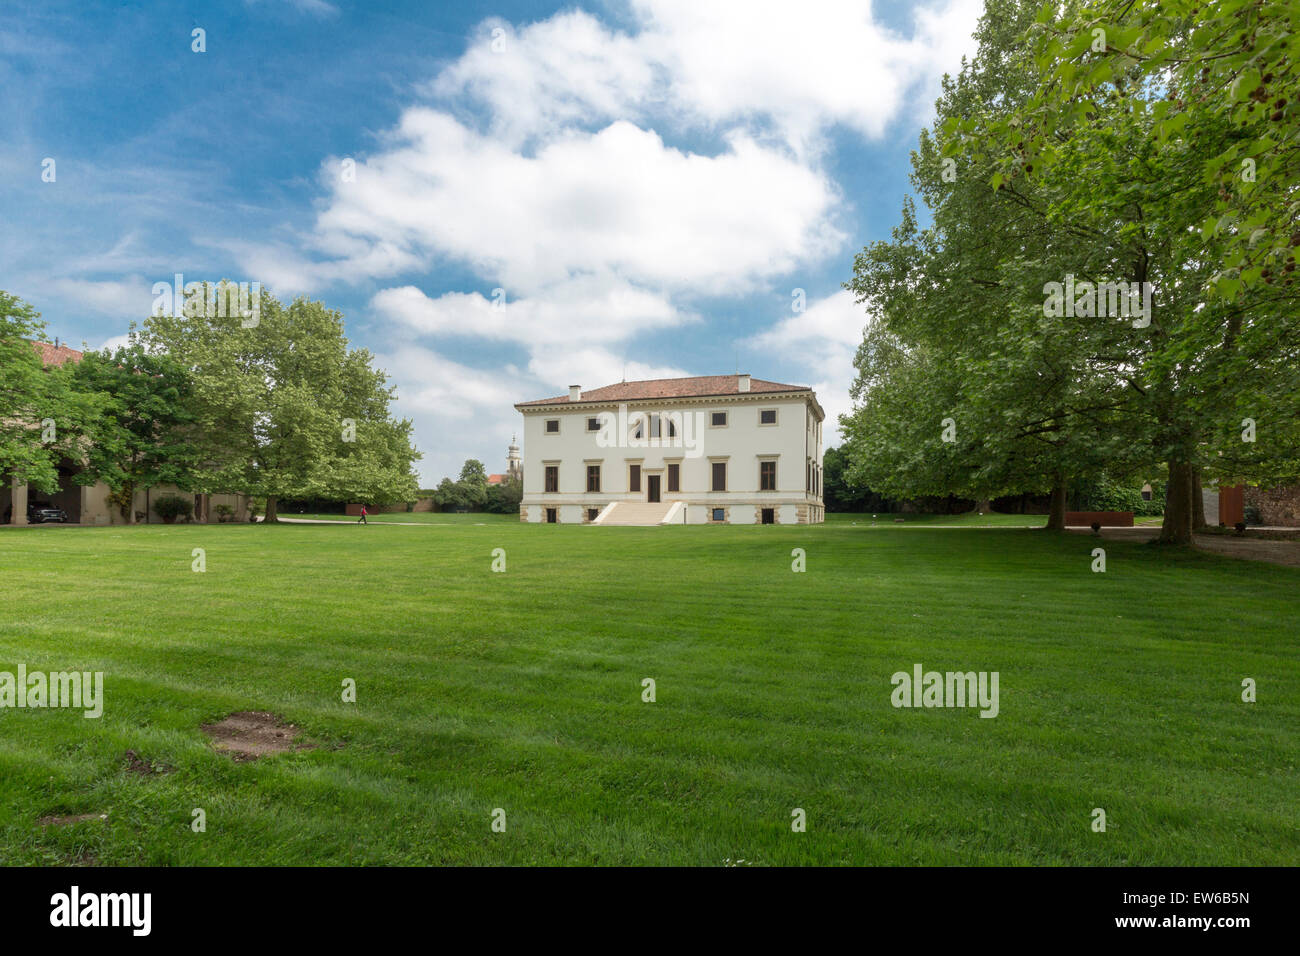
517,385,824,524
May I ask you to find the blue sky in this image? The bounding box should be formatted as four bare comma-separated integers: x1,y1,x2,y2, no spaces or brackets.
1,0,981,484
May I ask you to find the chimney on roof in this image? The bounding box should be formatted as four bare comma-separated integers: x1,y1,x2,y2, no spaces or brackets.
569,385,581,402
737,373,751,393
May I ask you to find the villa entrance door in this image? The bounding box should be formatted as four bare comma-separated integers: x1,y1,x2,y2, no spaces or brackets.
647,475,661,503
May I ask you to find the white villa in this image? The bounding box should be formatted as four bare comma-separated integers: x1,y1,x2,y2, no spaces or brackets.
514,374,824,525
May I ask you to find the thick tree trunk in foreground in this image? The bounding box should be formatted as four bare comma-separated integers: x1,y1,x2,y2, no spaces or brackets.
1158,462,1194,545
1192,472,1208,531
264,496,278,524
1045,481,1067,531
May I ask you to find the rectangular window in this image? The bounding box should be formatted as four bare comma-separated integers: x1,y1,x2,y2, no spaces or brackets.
649,414,661,439
711,461,726,492
587,508,599,522
760,460,776,491
667,463,680,493
545,419,560,433
545,465,559,493
587,417,600,432
761,508,775,525
629,464,641,492
546,508,557,523
711,508,725,522
587,464,601,493
760,409,777,425
711,411,727,427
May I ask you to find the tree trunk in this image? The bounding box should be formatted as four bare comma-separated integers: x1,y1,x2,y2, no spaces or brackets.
1158,462,1194,545
1045,481,1067,531
1191,471,1208,531
264,496,278,524
975,498,992,514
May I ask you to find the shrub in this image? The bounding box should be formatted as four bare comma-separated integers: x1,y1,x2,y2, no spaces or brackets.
214,504,234,523
152,495,193,524
1070,475,1164,516
1244,505,1262,525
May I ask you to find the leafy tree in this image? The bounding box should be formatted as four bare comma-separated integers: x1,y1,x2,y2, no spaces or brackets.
69,342,201,522
484,474,522,514
141,285,420,522
823,446,894,512
458,458,489,509
954,0,1300,542
0,292,76,500
843,0,1141,531
432,476,468,511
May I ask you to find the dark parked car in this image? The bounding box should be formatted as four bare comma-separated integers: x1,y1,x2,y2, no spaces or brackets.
26,502,69,524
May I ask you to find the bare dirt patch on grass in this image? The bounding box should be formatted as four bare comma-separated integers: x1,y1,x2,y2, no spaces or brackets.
201,711,315,761
38,812,107,827
123,749,172,775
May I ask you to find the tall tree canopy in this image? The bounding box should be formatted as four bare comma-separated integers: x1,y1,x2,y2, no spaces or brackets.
0,292,88,499
69,343,202,522
141,286,420,522
844,0,1299,544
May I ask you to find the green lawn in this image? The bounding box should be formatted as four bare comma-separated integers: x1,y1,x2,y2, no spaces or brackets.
826,511,1049,527
288,511,517,525
0,521,1295,865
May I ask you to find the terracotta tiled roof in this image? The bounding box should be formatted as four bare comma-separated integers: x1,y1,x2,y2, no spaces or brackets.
516,375,809,407
31,340,85,367
487,474,505,485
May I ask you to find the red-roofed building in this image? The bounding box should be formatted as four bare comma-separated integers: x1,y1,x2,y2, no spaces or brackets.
3,339,250,527
513,373,824,526
31,339,85,367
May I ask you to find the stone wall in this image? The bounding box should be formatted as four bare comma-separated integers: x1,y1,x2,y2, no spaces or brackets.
1243,484,1300,527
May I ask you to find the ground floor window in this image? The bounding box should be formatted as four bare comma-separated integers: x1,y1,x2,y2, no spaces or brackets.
711,507,725,522
587,508,599,522
546,508,557,523
761,508,775,524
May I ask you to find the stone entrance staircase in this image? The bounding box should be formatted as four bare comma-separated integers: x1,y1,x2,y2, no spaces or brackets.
594,501,683,526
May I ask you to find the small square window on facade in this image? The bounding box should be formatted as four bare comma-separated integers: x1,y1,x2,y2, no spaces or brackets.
545,419,560,433
711,508,725,522
587,508,599,521
711,411,727,427
759,409,777,425
587,417,600,432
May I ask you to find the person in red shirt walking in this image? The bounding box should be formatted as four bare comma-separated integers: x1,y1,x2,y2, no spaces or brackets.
358,504,368,525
